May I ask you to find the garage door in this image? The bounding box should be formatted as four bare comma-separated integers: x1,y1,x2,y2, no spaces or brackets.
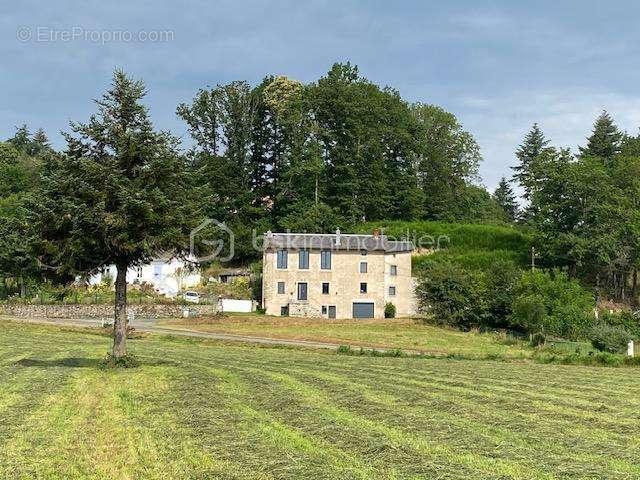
352,302,374,318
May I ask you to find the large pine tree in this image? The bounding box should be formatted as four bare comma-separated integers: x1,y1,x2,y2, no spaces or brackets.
579,111,622,161
36,71,193,361
512,123,552,201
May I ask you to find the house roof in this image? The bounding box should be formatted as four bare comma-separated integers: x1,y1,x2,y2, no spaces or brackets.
263,231,414,253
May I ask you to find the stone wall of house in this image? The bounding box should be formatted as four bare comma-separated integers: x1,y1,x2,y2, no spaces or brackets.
1,303,219,319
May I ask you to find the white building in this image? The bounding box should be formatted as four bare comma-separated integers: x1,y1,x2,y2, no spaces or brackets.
88,256,201,297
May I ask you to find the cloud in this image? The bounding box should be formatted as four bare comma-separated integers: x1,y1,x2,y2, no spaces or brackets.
457,89,640,190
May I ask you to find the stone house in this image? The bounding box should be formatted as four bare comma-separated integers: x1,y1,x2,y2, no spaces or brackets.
262,230,416,319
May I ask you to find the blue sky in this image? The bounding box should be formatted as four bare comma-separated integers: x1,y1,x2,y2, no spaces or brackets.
3,0,640,190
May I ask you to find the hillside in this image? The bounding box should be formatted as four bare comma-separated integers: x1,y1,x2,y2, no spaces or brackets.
356,221,531,270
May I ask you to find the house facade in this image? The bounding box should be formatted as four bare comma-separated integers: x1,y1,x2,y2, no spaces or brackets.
262,231,416,319
88,257,201,297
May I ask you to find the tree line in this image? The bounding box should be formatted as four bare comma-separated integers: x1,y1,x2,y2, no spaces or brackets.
0,65,504,360
506,112,640,305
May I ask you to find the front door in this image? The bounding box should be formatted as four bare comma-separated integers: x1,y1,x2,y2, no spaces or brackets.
328,305,336,319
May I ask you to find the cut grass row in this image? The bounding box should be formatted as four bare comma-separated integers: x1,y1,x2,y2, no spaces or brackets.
160,315,533,358
1,321,639,479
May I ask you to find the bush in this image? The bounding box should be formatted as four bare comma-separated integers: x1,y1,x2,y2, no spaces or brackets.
484,260,521,327
589,324,632,354
415,261,486,329
511,295,546,333
599,309,640,338
384,302,396,318
513,270,595,339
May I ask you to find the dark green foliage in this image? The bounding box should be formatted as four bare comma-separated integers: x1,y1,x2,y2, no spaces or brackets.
484,260,521,327
514,270,595,339
175,63,495,253
416,261,486,329
492,177,519,221
384,302,396,318
589,324,632,353
512,123,552,203
598,310,640,338
35,70,193,274
579,111,622,161
416,258,595,338
518,112,640,306
511,295,546,334
411,104,482,221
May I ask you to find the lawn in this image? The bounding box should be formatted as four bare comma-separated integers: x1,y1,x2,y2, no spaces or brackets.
160,315,532,358
1,321,639,479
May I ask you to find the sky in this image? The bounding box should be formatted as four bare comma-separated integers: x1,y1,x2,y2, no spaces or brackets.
3,0,640,191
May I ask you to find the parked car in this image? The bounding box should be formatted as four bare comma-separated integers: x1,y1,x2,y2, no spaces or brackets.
182,291,200,304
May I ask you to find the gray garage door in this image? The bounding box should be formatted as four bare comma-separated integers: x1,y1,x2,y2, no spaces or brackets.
352,302,374,318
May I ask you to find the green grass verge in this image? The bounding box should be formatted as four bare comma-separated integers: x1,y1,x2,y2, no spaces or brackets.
160,316,533,358
2,321,640,479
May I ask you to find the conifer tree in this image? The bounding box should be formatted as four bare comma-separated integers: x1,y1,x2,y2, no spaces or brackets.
36,71,193,361
579,111,622,161
493,177,519,221
512,123,552,201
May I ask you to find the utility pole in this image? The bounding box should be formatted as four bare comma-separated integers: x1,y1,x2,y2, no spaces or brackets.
531,246,536,272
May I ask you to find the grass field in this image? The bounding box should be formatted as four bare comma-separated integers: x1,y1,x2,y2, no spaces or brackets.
160,315,532,358
1,321,639,479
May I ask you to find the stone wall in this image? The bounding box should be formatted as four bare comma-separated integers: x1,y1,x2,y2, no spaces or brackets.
1,303,219,319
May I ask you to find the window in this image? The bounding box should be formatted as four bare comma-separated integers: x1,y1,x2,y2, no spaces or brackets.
321,250,332,270
390,265,397,276
298,250,309,269
277,282,285,294
280,305,289,316
389,286,396,296
297,282,308,301
360,261,367,273
322,305,328,315
277,250,288,269
360,282,367,294
322,282,330,294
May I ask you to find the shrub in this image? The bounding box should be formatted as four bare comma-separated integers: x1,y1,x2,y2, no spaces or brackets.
415,261,486,329
513,270,595,339
511,294,546,333
599,309,640,338
589,324,632,354
384,302,396,318
484,260,521,327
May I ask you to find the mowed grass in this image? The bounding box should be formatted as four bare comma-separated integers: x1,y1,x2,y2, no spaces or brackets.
2,321,640,479
160,315,531,357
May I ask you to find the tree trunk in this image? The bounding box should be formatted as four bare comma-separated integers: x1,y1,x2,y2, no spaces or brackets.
19,274,26,298
112,261,128,359
632,269,638,308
